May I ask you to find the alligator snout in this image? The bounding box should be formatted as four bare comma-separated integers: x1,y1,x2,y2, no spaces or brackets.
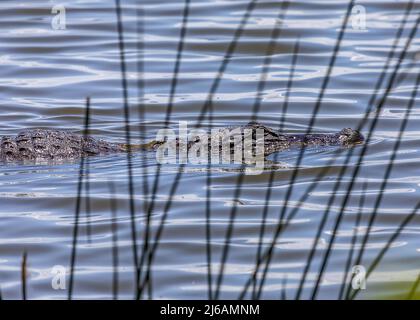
338,128,364,145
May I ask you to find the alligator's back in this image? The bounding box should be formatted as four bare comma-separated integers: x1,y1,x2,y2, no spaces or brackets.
0,129,124,162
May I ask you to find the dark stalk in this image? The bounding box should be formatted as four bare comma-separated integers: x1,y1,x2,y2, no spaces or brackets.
137,0,191,299
194,0,259,129
114,0,139,299
254,0,356,300
21,251,27,300
311,15,420,300
280,276,287,300
108,181,119,300
407,274,420,300
205,99,214,300
338,179,368,300
84,159,92,243
253,39,299,299
138,0,260,299
239,46,417,300
348,70,420,300
136,5,149,212
238,60,414,299
238,6,418,298
349,200,420,300
134,4,151,300
214,1,291,299
136,6,150,235
352,22,420,270
278,40,299,132
68,97,91,300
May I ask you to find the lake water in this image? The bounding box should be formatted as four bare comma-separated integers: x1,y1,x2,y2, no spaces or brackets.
0,0,419,299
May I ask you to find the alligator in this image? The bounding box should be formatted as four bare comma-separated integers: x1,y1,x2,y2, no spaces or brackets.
0,122,364,163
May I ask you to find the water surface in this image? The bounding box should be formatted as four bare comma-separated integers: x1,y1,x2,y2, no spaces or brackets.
0,0,419,299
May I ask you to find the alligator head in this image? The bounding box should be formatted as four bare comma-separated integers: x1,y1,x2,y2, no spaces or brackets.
338,128,364,145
